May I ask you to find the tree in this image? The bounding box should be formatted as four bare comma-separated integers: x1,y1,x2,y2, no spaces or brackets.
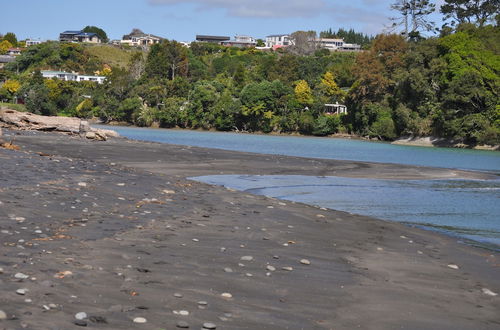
288,31,318,56
256,39,265,47
319,72,346,101
2,32,18,47
440,0,500,27
390,0,436,37
0,40,13,54
145,40,189,80
82,26,109,43
295,80,314,106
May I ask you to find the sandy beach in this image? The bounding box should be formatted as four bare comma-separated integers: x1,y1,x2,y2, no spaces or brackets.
0,129,499,330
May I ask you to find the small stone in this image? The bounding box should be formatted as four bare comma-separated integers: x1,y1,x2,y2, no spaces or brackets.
300,259,311,265
178,310,189,316
447,264,459,270
266,265,276,271
221,292,232,299
176,320,190,328
133,317,147,323
203,322,217,329
481,288,498,296
75,312,87,320
197,301,208,306
192,238,199,242
0,267,3,274
78,182,87,187
240,256,253,261
16,288,28,295
174,293,183,298
74,320,87,327
15,273,29,280
0,310,7,320
223,267,233,273
282,266,293,271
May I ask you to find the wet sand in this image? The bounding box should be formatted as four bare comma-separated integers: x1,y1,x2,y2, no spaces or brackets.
0,129,499,330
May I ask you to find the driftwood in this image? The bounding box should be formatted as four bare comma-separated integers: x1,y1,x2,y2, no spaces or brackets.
0,109,118,141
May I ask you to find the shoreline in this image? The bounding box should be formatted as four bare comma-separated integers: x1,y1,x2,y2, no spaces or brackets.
98,122,500,151
1,129,499,329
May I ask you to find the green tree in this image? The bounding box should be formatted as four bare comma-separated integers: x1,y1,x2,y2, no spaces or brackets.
82,26,109,43
2,32,18,47
145,40,189,80
390,0,436,37
440,0,500,27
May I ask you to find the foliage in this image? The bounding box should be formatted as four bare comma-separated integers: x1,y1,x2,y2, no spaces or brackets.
82,26,109,43
390,0,436,36
294,80,314,106
2,32,18,47
0,40,13,54
320,28,373,46
441,0,499,27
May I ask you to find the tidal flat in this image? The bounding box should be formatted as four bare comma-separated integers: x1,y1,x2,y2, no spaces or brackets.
0,129,499,329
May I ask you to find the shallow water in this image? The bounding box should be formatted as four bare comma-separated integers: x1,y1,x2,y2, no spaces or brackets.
96,125,500,173
192,175,500,250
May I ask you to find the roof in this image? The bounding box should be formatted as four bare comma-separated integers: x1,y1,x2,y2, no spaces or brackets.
122,32,163,40
196,35,230,41
0,55,16,63
41,70,76,75
61,30,82,35
266,34,289,38
76,32,98,37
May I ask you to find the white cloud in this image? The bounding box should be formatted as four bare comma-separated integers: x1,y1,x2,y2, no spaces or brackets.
149,0,329,18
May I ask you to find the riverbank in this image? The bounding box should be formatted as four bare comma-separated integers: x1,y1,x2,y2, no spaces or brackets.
1,129,499,329
392,136,500,151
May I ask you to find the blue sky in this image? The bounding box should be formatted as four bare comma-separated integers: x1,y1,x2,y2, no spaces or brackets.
1,0,446,41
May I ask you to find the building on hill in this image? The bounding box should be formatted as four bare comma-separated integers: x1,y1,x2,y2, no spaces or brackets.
221,35,256,48
195,35,230,43
265,34,292,48
59,31,101,43
0,55,15,69
315,38,361,52
7,48,23,56
121,29,163,47
41,71,106,84
25,39,43,47
325,102,348,115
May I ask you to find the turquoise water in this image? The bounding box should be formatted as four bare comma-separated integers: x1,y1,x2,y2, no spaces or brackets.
95,125,500,248
96,125,500,173
192,175,500,250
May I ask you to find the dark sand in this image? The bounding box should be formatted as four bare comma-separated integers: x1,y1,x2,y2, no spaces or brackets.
0,129,499,330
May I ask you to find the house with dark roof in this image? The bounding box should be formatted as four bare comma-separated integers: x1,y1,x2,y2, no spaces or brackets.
221,35,257,48
195,35,230,44
59,31,101,43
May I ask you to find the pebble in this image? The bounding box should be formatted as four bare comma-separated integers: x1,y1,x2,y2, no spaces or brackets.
482,288,498,296
221,292,232,299
266,265,276,271
133,317,147,323
223,267,233,273
176,320,190,328
14,272,29,280
174,293,183,298
178,310,189,316
447,264,459,270
203,322,217,329
197,301,208,306
0,267,3,274
300,259,311,265
241,256,253,261
75,312,88,320
0,310,7,320
16,288,28,295
78,182,87,187
282,266,293,271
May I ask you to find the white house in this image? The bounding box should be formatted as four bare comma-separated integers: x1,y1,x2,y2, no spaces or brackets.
315,38,361,52
221,35,257,48
25,39,43,47
325,102,348,115
265,34,292,48
41,71,106,84
59,31,101,43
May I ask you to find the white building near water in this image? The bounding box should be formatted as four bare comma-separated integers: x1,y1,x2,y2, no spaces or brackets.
41,71,106,84
315,38,361,51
